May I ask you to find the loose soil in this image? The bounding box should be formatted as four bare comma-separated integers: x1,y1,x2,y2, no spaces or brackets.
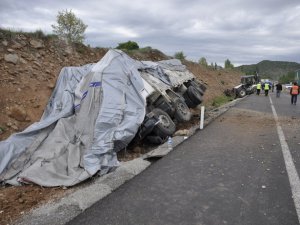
0,33,241,225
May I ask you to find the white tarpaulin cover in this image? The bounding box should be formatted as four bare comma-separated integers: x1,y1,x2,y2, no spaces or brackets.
0,49,146,187
141,59,194,88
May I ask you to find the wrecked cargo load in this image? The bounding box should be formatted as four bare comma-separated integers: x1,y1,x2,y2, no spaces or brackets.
0,50,146,186
0,49,206,187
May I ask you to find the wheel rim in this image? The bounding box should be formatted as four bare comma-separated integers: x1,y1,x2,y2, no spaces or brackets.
158,115,170,128
177,102,188,115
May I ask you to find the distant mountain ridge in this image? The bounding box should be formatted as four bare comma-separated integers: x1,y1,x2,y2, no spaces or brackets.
237,60,300,80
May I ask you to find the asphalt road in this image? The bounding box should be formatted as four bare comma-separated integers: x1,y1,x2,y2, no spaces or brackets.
67,91,300,225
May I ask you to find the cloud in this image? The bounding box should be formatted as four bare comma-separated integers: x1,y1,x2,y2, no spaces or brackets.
0,0,300,66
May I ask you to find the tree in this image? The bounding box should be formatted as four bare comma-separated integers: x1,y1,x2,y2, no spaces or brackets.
224,59,234,69
116,41,139,50
279,71,295,84
174,51,186,61
52,9,88,43
199,57,208,67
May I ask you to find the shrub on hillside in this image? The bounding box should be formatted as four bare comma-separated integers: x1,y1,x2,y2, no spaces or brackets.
116,41,139,50
52,9,88,44
174,51,186,61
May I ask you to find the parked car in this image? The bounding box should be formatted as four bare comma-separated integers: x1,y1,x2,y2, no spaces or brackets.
283,84,292,90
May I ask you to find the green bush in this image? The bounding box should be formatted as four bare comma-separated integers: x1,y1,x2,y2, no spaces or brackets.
174,51,186,60
224,59,234,69
52,9,88,44
116,41,139,50
199,57,208,67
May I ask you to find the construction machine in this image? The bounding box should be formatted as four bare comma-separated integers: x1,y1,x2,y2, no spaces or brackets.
233,73,260,98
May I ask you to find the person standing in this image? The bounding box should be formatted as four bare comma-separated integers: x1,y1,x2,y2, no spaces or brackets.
256,82,261,95
290,82,299,105
275,82,282,98
264,82,270,96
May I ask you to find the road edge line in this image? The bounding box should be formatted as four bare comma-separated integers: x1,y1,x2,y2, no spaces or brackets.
269,96,300,224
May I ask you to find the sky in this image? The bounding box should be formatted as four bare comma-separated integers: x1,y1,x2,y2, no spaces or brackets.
0,0,300,66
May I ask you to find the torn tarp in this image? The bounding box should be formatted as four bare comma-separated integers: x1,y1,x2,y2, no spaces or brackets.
141,59,194,88
0,49,146,186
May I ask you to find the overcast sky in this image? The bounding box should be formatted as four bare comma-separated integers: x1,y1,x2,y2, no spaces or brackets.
1,0,300,66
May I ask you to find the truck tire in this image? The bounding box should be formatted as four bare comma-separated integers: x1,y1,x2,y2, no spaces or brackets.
155,96,175,117
173,98,192,122
190,80,205,95
193,80,207,92
145,135,164,145
187,86,203,105
183,91,198,108
197,82,207,92
152,108,176,138
238,88,246,98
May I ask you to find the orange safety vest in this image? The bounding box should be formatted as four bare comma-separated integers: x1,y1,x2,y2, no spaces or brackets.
291,85,299,95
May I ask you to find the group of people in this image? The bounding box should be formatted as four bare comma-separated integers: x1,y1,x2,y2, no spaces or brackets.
256,81,300,104
256,82,272,96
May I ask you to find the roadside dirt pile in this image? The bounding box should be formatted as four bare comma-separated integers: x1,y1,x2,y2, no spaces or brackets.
0,33,241,224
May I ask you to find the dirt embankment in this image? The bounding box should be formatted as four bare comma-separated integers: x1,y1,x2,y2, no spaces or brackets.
0,33,241,224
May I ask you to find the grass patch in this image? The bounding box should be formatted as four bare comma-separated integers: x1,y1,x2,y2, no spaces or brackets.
0,28,57,41
211,95,234,107
0,126,6,133
122,46,153,54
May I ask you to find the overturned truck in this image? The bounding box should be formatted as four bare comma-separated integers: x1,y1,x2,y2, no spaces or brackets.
137,59,206,144
0,49,206,187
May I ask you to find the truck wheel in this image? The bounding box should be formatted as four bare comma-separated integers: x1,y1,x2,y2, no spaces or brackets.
173,98,192,122
155,96,175,117
187,86,203,105
152,108,176,138
198,82,207,92
145,135,164,145
238,89,246,98
190,80,205,95
183,91,198,108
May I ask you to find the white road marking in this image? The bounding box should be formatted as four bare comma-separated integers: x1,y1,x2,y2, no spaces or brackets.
269,96,300,224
